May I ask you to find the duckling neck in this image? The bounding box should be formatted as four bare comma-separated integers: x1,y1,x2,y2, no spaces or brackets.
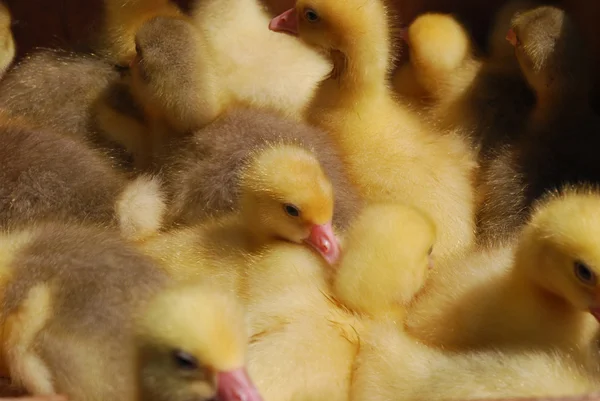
327,33,391,98
531,90,589,125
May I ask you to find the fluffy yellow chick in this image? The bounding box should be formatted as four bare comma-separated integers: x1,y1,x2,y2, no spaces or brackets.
269,0,477,260
242,202,435,401
351,320,600,401
189,0,331,122
406,187,600,358
0,2,15,78
100,0,184,65
393,13,481,110
139,144,341,291
0,222,261,401
332,203,435,322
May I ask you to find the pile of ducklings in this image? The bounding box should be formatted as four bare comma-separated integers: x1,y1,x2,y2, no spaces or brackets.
1,0,600,400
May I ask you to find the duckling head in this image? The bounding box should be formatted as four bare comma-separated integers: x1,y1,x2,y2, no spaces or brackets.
129,16,201,127
405,13,472,78
515,188,600,322
239,144,341,265
0,2,15,76
269,0,392,79
507,6,588,97
135,283,262,401
334,203,436,317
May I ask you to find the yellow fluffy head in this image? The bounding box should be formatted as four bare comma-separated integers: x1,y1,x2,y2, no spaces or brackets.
407,13,471,75
0,2,15,76
516,187,600,314
333,203,436,317
269,0,392,74
509,6,587,96
239,144,334,241
135,284,250,401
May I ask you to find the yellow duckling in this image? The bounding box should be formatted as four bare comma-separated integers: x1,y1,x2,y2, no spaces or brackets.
139,144,341,292
269,0,477,260
407,187,600,358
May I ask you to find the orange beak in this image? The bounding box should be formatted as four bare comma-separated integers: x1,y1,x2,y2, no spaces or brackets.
217,367,263,401
304,221,341,266
269,8,299,36
506,28,518,47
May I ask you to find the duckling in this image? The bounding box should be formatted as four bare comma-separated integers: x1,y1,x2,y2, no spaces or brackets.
332,203,435,322
0,115,165,241
0,222,261,401
0,2,15,78
101,0,184,65
242,202,435,401
188,0,331,121
0,49,147,169
162,107,361,230
406,187,600,357
269,0,477,260
351,320,600,401
393,13,481,110
478,5,600,244
140,143,341,295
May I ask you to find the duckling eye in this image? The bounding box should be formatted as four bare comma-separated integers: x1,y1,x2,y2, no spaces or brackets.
173,350,199,371
135,43,142,56
284,204,301,218
304,8,320,23
428,246,433,256
574,261,596,285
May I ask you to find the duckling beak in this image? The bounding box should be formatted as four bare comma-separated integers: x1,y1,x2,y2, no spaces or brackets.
304,222,341,265
506,28,518,47
269,8,299,36
216,367,263,401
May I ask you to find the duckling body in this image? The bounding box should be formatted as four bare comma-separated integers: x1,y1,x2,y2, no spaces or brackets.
0,49,147,169
0,117,165,241
162,108,361,230
351,320,600,401
0,222,168,399
270,0,477,259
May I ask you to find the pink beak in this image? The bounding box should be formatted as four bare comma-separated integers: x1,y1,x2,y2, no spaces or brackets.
217,367,263,401
304,222,341,266
506,28,518,47
269,8,299,36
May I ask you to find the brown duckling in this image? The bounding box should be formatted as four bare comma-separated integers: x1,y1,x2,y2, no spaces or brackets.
478,5,600,245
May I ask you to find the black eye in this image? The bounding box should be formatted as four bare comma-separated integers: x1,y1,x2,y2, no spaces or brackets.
428,246,433,256
135,43,142,55
304,8,320,22
173,350,199,370
574,261,596,285
284,204,300,217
